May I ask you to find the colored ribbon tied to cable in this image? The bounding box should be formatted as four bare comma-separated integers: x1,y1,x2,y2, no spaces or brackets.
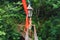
22,0,29,31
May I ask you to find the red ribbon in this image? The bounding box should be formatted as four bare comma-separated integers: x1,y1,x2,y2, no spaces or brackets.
22,0,29,31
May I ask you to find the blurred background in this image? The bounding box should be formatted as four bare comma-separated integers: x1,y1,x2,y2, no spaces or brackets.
0,0,60,40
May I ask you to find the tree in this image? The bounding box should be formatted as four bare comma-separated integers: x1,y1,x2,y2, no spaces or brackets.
0,0,60,40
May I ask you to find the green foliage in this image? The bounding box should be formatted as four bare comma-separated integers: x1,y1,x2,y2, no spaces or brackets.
0,31,6,35
0,0,24,40
0,0,60,40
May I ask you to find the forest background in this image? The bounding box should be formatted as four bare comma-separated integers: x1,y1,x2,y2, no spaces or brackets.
0,0,60,40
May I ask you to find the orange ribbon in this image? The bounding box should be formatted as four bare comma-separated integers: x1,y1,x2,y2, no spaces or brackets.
22,0,29,31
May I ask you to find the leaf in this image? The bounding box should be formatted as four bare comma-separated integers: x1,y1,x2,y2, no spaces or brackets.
0,31,6,35
0,8,6,13
0,25,3,28
52,4,58,8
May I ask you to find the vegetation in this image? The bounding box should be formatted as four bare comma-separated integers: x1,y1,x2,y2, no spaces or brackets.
0,0,60,40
